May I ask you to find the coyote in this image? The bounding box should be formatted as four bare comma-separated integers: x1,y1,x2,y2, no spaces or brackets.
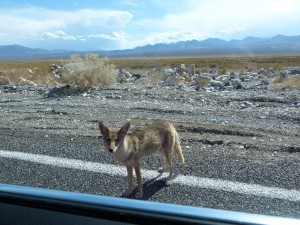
98,120,185,198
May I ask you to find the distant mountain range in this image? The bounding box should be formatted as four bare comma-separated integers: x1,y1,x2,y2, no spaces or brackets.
1,35,300,60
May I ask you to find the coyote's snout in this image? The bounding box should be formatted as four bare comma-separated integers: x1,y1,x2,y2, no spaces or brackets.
98,120,185,198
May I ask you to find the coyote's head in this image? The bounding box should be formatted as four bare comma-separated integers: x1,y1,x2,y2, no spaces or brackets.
98,121,130,153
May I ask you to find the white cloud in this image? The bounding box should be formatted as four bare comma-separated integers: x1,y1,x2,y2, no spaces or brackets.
44,30,77,41
69,9,132,28
134,30,208,47
118,0,141,8
219,27,245,35
0,6,133,49
86,31,129,41
0,32,8,37
135,0,300,44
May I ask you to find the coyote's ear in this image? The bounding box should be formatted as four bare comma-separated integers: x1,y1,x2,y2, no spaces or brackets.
119,121,130,135
99,121,109,136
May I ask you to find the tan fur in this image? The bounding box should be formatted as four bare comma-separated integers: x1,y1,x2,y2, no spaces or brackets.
98,120,184,198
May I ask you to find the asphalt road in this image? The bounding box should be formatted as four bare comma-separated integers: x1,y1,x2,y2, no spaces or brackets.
0,129,299,219
0,85,299,219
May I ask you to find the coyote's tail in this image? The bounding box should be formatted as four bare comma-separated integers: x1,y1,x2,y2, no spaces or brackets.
174,131,185,165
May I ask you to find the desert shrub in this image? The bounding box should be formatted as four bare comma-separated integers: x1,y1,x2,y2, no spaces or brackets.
218,68,227,75
272,73,281,83
274,63,285,71
62,54,118,90
272,76,300,90
0,75,11,85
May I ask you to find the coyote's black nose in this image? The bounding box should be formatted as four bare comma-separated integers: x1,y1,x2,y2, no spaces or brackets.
109,148,113,153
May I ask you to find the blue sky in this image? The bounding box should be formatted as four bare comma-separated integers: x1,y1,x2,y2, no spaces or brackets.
0,0,300,50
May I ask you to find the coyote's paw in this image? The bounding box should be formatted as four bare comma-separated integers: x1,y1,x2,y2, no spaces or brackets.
158,166,166,172
135,190,143,199
122,189,132,197
166,179,173,186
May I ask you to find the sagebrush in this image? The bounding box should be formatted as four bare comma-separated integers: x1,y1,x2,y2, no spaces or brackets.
61,54,118,90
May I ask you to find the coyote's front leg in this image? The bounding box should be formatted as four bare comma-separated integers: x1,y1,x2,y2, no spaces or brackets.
122,165,133,197
134,160,143,198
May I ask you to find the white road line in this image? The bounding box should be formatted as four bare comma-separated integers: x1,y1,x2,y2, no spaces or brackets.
1,149,300,202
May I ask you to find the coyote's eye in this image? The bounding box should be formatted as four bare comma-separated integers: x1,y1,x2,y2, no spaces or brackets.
106,137,111,142
115,139,119,143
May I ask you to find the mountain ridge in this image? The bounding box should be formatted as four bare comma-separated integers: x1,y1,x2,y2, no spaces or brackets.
1,35,300,60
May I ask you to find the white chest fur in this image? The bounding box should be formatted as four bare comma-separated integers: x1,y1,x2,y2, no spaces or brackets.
113,142,132,164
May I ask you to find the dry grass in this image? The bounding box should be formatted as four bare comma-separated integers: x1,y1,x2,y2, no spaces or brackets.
0,60,61,85
110,55,300,71
0,54,118,89
272,76,300,90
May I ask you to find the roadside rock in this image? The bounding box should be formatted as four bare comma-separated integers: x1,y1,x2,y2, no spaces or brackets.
280,70,288,82
176,64,187,74
164,68,175,76
188,64,195,75
117,69,133,83
193,75,212,83
164,73,185,86
290,67,300,75
45,84,83,97
209,80,224,89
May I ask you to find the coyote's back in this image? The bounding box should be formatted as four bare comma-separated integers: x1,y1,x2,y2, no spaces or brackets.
132,121,184,165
